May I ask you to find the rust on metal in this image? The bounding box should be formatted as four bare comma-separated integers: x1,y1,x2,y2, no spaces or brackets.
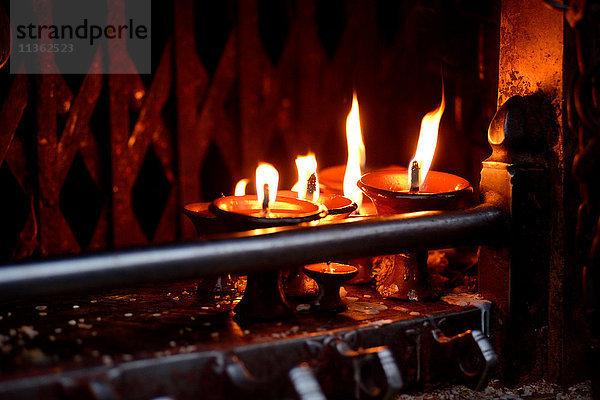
174,0,240,239
0,282,491,398
487,0,585,385
37,61,108,255
0,74,37,260
109,41,177,247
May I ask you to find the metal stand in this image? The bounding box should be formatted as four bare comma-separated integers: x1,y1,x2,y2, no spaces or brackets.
234,271,293,321
374,252,437,302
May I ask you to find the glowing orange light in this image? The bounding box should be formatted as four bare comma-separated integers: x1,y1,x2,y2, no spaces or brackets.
408,85,445,188
343,92,365,210
234,179,249,196
255,163,279,209
291,154,320,202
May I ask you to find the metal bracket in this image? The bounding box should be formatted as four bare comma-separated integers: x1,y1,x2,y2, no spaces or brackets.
430,329,498,391
289,364,327,400
317,337,403,400
224,354,328,400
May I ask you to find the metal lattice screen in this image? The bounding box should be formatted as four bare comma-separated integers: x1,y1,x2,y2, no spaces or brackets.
0,0,499,260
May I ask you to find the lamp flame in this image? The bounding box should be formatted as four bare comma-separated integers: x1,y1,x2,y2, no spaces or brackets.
291,154,319,202
408,85,445,189
234,179,249,196
343,92,366,210
256,163,279,210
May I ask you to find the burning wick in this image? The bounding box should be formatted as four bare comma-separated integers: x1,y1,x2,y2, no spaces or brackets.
256,162,279,216
408,81,445,189
344,92,365,212
262,183,270,215
325,261,334,274
306,173,317,200
292,154,319,202
410,161,420,193
235,179,249,196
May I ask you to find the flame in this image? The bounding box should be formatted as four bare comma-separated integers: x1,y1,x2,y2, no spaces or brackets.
291,154,320,202
408,85,445,188
255,163,279,209
343,92,366,209
234,179,249,196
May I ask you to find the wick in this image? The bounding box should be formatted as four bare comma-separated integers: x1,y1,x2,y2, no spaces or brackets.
262,183,270,215
410,161,420,193
306,173,317,200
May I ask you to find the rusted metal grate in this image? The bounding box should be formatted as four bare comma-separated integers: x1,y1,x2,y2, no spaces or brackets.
0,0,498,266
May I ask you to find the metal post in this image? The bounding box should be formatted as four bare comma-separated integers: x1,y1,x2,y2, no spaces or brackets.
480,0,583,384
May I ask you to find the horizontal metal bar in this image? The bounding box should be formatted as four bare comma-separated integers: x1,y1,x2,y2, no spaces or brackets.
0,204,506,299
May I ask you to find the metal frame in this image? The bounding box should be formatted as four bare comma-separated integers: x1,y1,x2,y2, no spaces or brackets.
0,307,493,399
